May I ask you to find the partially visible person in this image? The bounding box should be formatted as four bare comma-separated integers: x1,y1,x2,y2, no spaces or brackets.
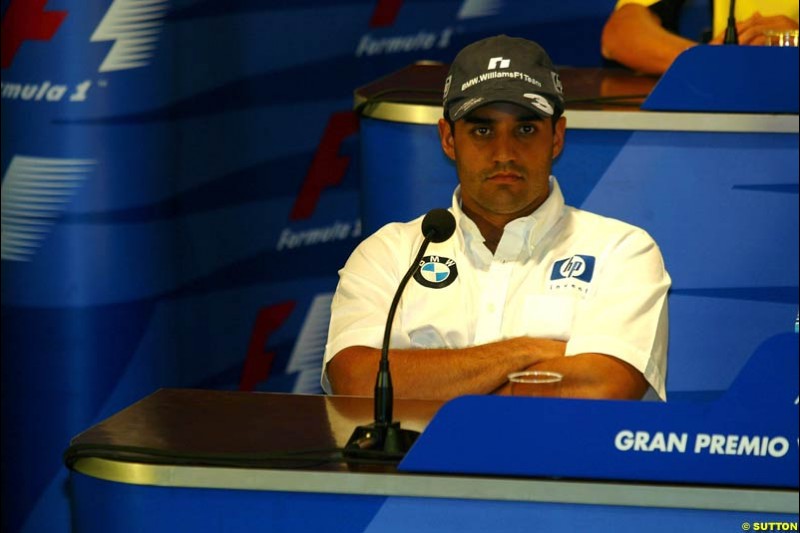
602,0,799,75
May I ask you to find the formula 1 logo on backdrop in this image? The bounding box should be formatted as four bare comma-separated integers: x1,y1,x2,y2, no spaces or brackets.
90,0,169,73
1,155,97,262
0,0,67,69
1,0,168,103
356,0,503,57
369,0,503,27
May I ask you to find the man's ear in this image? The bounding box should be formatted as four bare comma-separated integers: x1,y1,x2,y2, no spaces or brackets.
438,118,456,161
552,116,567,160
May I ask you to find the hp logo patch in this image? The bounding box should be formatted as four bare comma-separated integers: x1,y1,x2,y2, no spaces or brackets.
551,255,595,283
414,256,458,289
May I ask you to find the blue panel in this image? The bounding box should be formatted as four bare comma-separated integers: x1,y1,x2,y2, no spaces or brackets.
71,470,797,533
70,472,386,533
401,334,799,488
553,129,633,206
364,496,796,533
360,125,634,232
360,118,457,232
643,46,799,113
579,130,799,393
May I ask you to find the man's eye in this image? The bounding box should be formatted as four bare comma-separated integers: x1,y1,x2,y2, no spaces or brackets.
473,127,491,136
519,124,536,134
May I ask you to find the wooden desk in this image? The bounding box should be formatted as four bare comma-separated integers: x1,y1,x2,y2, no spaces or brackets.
355,63,657,112
68,389,442,475
354,62,795,132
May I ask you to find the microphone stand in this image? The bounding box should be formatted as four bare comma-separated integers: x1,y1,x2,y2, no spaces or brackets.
723,0,738,44
343,232,436,459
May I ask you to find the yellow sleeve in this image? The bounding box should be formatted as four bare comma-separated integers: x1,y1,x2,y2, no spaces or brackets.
614,0,660,9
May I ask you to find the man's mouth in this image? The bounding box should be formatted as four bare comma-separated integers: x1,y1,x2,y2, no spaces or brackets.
487,172,523,182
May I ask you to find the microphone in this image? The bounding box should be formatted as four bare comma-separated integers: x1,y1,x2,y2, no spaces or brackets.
420,208,457,244
344,208,456,459
723,0,738,44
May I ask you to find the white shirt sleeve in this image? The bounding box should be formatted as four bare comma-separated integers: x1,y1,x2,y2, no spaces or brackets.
321,224,414,393
564,228,671,400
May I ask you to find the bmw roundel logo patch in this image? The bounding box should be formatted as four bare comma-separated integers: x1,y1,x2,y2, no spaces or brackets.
414,256,458,289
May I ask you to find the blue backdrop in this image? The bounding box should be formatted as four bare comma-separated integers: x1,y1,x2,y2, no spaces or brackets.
1,1,617,532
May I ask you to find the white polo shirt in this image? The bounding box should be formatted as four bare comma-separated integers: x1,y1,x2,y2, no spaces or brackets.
322,177,671,399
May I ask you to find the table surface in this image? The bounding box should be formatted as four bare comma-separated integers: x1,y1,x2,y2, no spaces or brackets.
355,63,658,112
353,63,798,134
66,389,798,514
69,388,444,473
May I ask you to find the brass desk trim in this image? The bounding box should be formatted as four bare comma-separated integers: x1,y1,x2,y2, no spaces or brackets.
73,457,798,514
355,99,800,133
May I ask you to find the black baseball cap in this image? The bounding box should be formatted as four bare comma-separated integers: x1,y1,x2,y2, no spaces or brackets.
443,35,565,121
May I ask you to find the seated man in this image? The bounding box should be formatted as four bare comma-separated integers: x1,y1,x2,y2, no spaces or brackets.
602,0,799,74
322,35,671,401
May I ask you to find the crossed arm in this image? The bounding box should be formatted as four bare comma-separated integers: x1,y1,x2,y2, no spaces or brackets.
326,338,649,401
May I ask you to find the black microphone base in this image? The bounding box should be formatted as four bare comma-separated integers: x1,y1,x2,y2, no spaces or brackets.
344,422,420,461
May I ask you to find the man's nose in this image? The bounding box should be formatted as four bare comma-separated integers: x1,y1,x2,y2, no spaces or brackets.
491,130,518,163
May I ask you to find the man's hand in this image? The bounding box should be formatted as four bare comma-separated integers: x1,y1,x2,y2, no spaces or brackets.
516,353,649,400
710,12,799,45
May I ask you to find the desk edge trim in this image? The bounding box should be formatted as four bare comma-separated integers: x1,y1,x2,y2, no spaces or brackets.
71,457,798,514
356,101,799,133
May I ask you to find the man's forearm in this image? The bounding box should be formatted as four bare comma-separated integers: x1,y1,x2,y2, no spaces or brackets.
326,337,566,401
524,353,649,400
601,4,696,75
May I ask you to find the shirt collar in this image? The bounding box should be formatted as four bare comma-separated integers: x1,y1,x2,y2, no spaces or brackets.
451,176,566,265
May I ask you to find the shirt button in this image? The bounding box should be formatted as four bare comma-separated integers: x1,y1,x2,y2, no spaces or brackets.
488,303,496,313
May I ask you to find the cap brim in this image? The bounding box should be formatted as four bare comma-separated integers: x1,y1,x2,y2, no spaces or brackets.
448,86,559,121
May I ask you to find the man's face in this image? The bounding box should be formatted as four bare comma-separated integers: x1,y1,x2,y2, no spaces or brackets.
438,102,566,223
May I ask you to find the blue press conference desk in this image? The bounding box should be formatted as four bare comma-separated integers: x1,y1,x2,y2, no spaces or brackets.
66,334,797,533
66,389,797,533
